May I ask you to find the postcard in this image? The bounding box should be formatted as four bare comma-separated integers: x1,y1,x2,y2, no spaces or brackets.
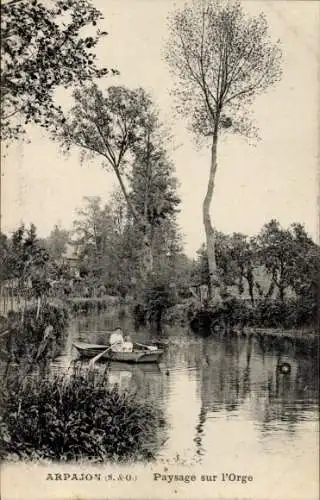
0,1,319,499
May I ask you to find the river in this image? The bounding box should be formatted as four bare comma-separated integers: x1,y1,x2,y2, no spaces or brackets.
54,311,318,492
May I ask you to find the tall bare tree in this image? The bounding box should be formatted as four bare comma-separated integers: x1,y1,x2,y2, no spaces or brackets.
165,0,282,299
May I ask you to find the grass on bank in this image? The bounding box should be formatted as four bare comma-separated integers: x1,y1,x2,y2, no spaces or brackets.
0,368,167,463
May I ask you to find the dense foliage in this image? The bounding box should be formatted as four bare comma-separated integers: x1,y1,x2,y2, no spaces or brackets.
135,274,178,332
1,225,57,297
0,370,166,462
5,304,69,366
55,84,182,275
70,140,181,293
1,0,113,141
191,220,320,330
0,224,71,300
1,225,70,372
43,225,70,262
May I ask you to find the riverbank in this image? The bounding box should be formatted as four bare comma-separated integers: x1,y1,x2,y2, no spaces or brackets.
242,327,318,341
1,296,318,350
63,297,320,345
164,294,317,335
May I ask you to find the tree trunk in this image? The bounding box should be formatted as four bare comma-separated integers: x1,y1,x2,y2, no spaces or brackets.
113,164,154,277
246,269,255,307
36,296,41,319
141,233,153,273
202,131,220,301
279,285,285,304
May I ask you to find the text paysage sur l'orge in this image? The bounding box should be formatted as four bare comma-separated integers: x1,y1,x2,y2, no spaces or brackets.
46,472,254,484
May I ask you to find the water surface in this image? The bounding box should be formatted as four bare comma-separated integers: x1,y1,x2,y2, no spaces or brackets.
56,312,319,490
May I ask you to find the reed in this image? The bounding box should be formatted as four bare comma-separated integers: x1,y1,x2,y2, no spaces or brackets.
0,368,166,463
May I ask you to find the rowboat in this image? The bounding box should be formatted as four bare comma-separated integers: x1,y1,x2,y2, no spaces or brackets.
72,341,164,363
79,330,169,350
79,330,170,349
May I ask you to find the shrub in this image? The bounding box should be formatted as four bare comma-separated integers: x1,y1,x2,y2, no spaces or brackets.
132,303,147,329
6,304,69,364
134,275,177,332
0,370,166,463
164,301,192,325
189,290,251,334
251,297,317,329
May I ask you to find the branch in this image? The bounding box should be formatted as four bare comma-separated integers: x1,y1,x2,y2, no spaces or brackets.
220,40,257,105
2,107,21,120
178,32,206,94
199,8,217,116
70,135,109,160
142,133,152,225
116,129,129,166
219,37,230,101
198,8,211,91
223,65,270,106
92,118,117,166
1,0,24,8
112,164,141,225
215,43,223,103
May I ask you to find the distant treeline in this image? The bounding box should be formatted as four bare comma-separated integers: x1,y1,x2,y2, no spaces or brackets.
1,217,319,330
190,220,319,330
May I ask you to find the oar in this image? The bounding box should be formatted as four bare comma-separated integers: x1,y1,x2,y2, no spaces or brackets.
134,342,150,349
88,345,113,369
134,342,157,351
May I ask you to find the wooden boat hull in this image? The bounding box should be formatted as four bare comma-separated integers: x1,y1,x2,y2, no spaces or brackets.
72,342,164,363
79,331,170,349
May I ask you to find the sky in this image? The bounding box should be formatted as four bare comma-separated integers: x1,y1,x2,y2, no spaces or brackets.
1,0,320,257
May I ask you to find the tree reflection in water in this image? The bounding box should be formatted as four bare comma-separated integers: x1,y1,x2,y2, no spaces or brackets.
192,333,318,462
64,314,318,466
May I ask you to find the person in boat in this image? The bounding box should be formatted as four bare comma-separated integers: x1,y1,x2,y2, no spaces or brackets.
121,334,133,353
109,327,125,352
109,329,134,353
109,330,134,353
109,328,158,353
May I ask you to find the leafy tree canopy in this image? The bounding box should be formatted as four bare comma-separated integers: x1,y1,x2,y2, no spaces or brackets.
165,0,282,141
57,84,155,225
1,224,58,297
164,0,282,300
1,0,115,142
45,225,70,262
